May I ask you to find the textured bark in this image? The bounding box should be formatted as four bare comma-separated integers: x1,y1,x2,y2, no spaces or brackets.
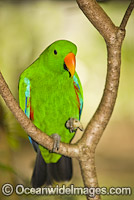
75,1,134,200
76,0,118,44
120,0,134,30
0,1,134,200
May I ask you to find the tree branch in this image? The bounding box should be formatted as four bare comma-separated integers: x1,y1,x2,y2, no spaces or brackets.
120,0,134,30
75,0,133,199
79,32,125,148
76,0,118,45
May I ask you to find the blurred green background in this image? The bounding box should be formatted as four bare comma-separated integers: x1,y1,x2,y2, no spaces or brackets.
0,0,134,200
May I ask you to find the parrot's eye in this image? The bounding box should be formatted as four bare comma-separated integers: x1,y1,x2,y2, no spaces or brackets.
54,50,57,55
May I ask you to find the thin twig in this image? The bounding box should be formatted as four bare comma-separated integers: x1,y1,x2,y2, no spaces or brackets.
120,0,134,30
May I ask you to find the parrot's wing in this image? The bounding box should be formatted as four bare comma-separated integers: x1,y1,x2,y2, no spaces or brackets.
19,77,31,118
73,72,83,119
19,75,38,151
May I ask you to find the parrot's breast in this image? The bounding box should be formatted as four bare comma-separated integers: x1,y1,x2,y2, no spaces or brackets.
30,72,79,163
30,72,79,143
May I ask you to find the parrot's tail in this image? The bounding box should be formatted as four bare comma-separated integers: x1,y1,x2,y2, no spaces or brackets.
31,151,73,188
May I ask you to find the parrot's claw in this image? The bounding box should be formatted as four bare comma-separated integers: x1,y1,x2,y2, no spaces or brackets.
65,118,84,133
51,134,61,152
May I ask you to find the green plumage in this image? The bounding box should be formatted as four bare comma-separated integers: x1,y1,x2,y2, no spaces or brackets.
19,40,83,164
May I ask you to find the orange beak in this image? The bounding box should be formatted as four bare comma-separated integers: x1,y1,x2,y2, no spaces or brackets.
64,52,76,77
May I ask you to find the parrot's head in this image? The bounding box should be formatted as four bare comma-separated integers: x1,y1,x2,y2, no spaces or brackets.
41,40,77,78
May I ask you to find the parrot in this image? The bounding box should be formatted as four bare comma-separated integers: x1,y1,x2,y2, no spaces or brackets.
19,40,83,188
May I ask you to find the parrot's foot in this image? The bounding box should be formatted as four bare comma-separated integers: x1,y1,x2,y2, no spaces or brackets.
51,134,61,152
65,118,84,133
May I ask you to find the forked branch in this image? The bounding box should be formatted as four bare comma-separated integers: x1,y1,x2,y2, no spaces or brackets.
76,0,134,199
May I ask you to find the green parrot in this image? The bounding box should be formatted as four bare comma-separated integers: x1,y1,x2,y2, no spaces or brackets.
19,40,83,187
